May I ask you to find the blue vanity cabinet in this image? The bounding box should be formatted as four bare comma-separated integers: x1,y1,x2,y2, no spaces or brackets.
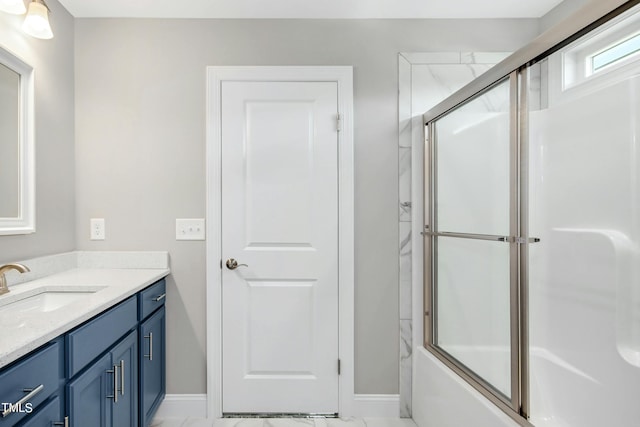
0,277,167,427
138,280,166,427
64,278,166,427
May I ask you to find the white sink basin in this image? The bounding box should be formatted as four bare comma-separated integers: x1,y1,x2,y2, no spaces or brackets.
0,286,106,315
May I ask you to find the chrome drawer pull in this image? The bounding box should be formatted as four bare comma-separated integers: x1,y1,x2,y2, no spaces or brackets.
154,293,166,302
106,365,118,403
1,384,44,417
144,333,153,361
120,360,125,396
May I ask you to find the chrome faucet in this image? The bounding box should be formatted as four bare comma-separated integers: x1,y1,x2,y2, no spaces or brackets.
0,263,30,296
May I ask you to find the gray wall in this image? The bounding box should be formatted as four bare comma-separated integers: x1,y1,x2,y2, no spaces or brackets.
0,0,75,264
74,18,539,394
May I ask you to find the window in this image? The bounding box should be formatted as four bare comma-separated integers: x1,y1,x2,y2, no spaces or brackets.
561,7,640,89
591,33,640,72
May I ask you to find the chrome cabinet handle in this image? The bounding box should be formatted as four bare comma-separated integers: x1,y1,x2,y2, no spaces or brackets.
154,293,166,302
144,333,153,361
1,384,44,417
53,416,69,427
120,360,125,396
226,258,248,270
106,365,118,403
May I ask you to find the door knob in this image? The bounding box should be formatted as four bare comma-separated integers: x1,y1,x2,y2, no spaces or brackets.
226,258,248,270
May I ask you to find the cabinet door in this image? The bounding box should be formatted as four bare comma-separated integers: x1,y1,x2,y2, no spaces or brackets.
66,353,112,427
139,307,165,427
111,331,138,427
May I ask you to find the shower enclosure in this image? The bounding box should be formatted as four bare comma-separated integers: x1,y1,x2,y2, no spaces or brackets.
421,0,640,425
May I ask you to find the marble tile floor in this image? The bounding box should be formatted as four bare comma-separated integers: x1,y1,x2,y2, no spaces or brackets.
151,417,418,427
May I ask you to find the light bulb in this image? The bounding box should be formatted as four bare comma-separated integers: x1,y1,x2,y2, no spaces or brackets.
22,1,53,39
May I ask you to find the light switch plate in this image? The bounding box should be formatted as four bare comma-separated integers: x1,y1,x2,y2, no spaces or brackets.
176,218,205,240
90,218,105,240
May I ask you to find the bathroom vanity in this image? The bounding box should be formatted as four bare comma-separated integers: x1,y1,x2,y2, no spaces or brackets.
0,253,169,427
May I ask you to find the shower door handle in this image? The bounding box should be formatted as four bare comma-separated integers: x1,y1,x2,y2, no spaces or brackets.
226,259,248,270
421,230,541,244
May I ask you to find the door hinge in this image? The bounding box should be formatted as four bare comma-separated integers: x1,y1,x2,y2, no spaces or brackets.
220,259,222,269
338,359,341,375
336,114,342,132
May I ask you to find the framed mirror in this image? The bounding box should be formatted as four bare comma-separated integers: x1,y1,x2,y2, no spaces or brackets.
0,45,34,235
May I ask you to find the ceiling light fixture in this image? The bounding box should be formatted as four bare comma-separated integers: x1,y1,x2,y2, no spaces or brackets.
22,0,53,39
0,0,26,14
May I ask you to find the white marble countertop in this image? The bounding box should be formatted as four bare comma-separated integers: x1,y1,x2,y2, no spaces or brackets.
0,265,169,368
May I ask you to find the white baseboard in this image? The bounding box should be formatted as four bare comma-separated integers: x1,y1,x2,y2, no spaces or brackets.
154,394,208,419
351,394,400,417
154,393,399,419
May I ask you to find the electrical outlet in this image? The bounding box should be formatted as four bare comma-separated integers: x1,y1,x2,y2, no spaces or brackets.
90,218,105,240
176,218,205,240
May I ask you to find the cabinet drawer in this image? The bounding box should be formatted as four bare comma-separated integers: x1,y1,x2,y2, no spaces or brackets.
66,296,137,378
16,395,64,427
138,279,166,321
0,341,62,427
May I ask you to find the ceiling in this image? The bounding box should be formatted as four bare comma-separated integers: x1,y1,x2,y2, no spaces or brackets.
57,0,566,19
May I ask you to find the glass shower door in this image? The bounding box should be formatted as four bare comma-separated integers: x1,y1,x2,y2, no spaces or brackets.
427,76,520,404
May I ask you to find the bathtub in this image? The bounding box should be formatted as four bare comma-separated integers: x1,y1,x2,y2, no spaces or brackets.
413,347,519,427
413,340,640,427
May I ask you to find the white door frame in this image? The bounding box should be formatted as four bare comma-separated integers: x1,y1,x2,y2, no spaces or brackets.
205,66,355,418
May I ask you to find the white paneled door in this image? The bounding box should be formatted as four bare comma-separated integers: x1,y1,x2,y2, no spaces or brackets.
221,80,340,414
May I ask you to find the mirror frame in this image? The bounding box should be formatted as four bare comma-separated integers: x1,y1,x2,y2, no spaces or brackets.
0,45,34,235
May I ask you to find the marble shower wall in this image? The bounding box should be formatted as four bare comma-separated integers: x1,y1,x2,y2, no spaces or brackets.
397,52,509,418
